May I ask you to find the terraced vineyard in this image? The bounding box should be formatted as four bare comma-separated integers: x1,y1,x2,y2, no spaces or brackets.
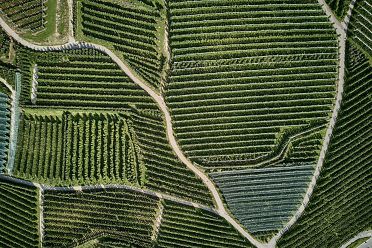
0,92,10,172
326,0,352,18
277,41,372,248
22,48,157,110
43,187,159,247
0,0,371,247
0,0,46,31
0,177,39,248
77,0,165,91
166,0,338,170
14,111,146,186
349,0,372,57
12,46,213,205
156,200,251,248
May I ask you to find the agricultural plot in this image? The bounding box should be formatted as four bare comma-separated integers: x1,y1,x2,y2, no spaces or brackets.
156,200,251,248
14,111,145,186
77,0,165,91
277,42,372,248
131,109,213,205
166,0,338,170
348,0,372,57
0,92,10,172
0,177,39,248
0,0,46,31
211,164,314,240
20,48,157,110
43,187,159,247
325,0,352,18
13,46,212,205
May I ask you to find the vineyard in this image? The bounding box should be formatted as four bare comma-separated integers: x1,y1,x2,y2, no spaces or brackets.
0,92,10,171
12,46,213,205
20,48,157,110
43,187,159,247
77,0,165,91
0,0,46,31
0,0,371,247
0,177,39,248
14,111,145,186
156,200,251,248
211,164,314,240
166,0,338,170
277,41,372,248
325,0,352,18
349,0,372,57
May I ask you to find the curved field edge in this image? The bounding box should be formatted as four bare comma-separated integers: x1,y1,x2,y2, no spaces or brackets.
0,39,214,206
165,0,338,171
276,41,372,248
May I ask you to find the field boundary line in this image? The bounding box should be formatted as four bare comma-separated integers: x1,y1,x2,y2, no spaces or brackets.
268,1,354,247
339,230,372,248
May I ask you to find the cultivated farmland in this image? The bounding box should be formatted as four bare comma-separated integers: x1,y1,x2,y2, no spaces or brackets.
166,0,338,170
277,41,372,248
0,0,46,31
0,178,39,248
43,187,159,247
0,0,370,247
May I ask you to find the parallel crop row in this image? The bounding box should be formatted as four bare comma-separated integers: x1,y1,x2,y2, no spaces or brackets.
156,200,251,248
131,109,213,206
15,45,213,205
0,29,10,58
0,0,46,31
29,48,157,110
349,0,372,58
79,0,164,91
0,178,39,248
0,92,10,171
166,0,338,170
43,187,159,247
325,0,352,18
278,42,372,248
14,111,145,186
211,163,314,241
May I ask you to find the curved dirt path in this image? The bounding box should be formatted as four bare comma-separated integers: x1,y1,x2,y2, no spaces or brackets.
268,1,352,247
0,15,265,248
340,230,372,248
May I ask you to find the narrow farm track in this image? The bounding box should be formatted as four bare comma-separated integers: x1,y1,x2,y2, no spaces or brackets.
0,77,18,175
339,230,372,248
33,182,44,247
0,174,215,213
0,0,354,247
0,10,266,248
268,1,351,246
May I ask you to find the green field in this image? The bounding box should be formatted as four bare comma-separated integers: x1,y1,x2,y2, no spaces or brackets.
0,0,370,247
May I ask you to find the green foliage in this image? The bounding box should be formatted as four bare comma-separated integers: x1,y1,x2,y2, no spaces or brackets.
348,0,372,59
325,0,352,19
43,187,159,247
277,41,372,248
78,0,164,91
166,0,338,170
0,0,46,31
14,111,146,186
156,200,252,248
0,178,39,248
